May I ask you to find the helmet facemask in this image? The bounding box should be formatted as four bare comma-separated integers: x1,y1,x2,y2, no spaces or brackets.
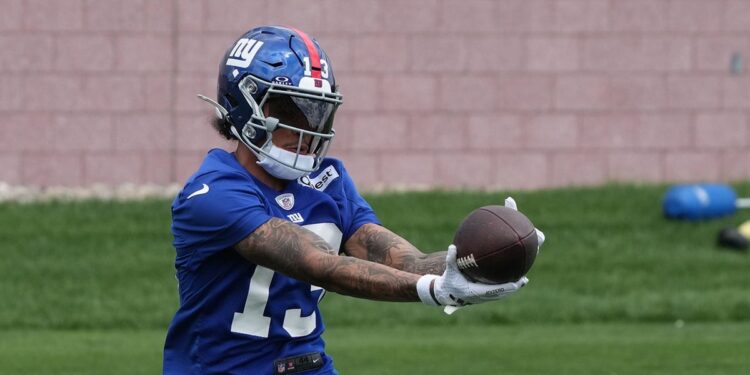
231,74,342,180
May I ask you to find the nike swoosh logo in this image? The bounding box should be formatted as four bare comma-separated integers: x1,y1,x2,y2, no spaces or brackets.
187,184,209,199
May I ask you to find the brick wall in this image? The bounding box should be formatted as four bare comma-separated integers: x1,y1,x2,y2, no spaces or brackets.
1,0,749,190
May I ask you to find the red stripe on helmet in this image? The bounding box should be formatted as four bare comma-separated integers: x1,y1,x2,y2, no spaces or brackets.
289,27,322,79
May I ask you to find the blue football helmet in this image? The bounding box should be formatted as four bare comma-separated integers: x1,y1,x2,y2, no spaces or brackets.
199,25,343,179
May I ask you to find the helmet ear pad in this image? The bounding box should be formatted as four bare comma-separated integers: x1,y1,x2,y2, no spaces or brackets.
220,77,268,146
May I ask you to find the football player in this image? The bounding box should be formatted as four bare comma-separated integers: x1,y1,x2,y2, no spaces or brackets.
164,25,543,375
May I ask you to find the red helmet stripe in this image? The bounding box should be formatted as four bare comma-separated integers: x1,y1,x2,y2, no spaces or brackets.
289,27,322,79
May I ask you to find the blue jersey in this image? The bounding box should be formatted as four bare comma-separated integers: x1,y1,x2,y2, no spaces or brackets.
164,149,379,374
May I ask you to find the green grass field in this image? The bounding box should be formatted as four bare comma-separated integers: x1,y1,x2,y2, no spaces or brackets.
2,184,750,374
3,324,750,375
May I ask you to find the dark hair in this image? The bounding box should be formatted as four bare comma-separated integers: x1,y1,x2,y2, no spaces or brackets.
212,117,234,140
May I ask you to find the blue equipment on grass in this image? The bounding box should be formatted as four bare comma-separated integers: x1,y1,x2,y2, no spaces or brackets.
662,184,750,221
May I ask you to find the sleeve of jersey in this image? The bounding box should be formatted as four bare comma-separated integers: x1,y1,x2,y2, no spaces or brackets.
338,163,381,242
172,172,272,261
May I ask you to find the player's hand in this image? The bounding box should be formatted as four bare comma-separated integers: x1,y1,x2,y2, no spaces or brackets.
416,244,528,314
505,196,545,251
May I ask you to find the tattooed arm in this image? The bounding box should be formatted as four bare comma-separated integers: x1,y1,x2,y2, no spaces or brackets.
344,223,446,276
234,218,421,302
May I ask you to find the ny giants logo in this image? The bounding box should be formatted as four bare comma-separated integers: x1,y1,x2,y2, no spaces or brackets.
287,213,304,223
226,38,264,68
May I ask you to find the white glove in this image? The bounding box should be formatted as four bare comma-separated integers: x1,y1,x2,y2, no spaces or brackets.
504,196,545,251
416,244,528,314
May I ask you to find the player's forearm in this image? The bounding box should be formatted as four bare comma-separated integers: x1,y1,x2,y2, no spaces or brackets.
312,252,421,301
347,224,447,275
235,218,421,302
408,251,446,275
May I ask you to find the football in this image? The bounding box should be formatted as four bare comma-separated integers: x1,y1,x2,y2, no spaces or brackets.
453,205,538,284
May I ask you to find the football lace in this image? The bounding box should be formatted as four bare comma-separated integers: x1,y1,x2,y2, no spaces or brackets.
456,254,478,270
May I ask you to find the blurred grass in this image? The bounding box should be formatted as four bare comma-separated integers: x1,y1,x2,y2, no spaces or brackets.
0,329,164,375
0,199,176,329
327,323,750,375
3,323,750,375
1,183,749,330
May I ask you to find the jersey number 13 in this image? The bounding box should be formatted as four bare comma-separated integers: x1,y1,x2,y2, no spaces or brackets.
230,223,342,338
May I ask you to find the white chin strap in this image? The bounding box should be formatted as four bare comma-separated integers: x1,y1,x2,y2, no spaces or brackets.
256,143,315,180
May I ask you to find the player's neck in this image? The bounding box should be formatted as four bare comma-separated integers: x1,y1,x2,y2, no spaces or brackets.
234,144,287,191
